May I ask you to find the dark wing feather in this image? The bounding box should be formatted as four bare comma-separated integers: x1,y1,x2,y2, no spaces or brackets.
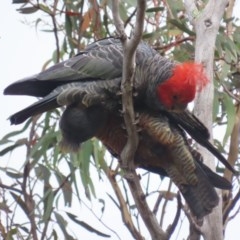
165,110,236,174
8,92,59,125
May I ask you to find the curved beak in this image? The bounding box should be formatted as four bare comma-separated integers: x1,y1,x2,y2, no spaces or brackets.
171,102,188,112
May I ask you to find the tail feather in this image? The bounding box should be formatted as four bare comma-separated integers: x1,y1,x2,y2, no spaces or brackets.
141,153,231,218
168,160,219,219
197,160,232,190
9,93,59,125
166,111,236,174
4,76,70,97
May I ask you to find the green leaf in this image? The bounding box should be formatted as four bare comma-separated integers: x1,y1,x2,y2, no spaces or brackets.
213,88,220,122
215,35,223,58
224,39,238,62
35,164,51,181
12,0,28,3
168,19,195,36
66,212,111,238
0,144,20,156
5,169,23,179
10,192,28,215
142,29,163,40
220,62,231,80
70,140,97,199
17,7,39,14
119,2,128,21
54,171,72,207
42,187,54,222
54,212,75,240
0,200,11,213
146,7,164,13
93,139,106,172
29,128,58,160
38,4,52,15
222,92,235,146
1,119,31,141
6,228,18,239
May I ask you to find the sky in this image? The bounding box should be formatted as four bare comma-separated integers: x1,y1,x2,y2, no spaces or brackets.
0,1,240,240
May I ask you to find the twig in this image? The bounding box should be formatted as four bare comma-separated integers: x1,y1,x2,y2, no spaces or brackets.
223,187,240,224
221,83,240,103
182,204,202,240
160,180,172,227
225,0,235,37
51,0,60,63
40,172,72,240
124,8,137,28
106,168,144,239
166,192,182,238
76,0,85,51
112,0,126,39
227,204,240,222
153,192,163,215
0,183,22,194
154,37,195,51
21,119,39,240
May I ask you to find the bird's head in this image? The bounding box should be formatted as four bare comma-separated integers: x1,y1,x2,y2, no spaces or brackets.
157,62,209,111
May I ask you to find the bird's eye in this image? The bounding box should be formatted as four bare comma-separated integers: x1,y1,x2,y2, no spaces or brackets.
172,95,178,100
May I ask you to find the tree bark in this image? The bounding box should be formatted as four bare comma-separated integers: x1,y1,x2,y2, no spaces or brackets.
185,0,229,239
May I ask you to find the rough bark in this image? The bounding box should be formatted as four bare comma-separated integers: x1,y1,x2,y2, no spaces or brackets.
184,0,229,239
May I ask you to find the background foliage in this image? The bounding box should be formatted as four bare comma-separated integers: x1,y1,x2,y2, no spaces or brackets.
0,0,240,239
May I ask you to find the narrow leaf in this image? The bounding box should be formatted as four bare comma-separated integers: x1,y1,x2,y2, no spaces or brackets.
54,212,75,240
17,7,38,14
66,212,110,238
222,93,235,146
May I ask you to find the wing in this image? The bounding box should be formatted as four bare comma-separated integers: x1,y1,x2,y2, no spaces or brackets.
4,38,156,97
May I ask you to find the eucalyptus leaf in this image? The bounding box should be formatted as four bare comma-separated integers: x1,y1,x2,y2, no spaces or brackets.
222,93,235,146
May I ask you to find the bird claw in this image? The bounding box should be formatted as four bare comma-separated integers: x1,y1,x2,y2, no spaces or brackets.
137,127,142,132
118,109,125,116
116,90,122,96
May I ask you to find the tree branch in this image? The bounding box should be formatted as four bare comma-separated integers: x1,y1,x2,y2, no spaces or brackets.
111,1,167,239
106,168,144,239
166,192,182,238
223,187,240,224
